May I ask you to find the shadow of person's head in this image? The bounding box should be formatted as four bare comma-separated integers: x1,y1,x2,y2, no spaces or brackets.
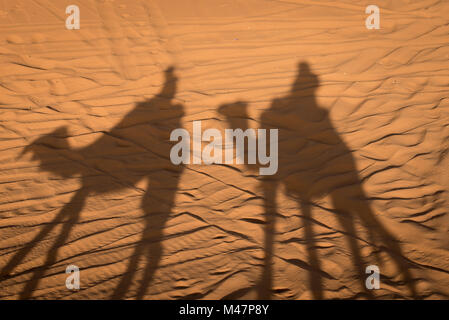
159,66,178,100
280,61,325,122
292,61,320,95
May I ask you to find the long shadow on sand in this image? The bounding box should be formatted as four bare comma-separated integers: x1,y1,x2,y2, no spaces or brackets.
219,62,418,299
1,63,419,300
0,67,184,299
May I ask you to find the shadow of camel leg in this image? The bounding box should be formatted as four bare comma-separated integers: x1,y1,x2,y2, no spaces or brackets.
135,242,163,299
135,237,163,299
112,171,178,300
300,201,324,299
19,188,88,299
333,187,417,298
111,233,145,299
257,179,277,299
0,190,87,288
0,219,61,281
356,200,417,298
110,189,157,299
137,170,180,299
331,198,374,298
110,196,156,299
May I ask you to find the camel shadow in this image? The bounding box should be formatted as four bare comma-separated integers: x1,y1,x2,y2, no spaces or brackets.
0,67,185,299
219,62,418,299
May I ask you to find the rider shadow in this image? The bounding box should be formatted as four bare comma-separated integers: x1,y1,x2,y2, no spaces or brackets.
219,62,418,299
0,67,185,299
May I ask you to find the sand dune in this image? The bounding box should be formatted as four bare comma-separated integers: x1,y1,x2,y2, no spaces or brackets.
1,0,449,299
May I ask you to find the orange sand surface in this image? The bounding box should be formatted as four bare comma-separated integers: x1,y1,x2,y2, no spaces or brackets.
1,0,449,299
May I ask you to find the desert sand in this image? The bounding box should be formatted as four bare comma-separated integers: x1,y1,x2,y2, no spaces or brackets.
0,0,449,299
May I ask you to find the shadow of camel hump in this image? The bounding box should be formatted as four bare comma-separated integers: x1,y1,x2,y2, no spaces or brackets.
0,67,185,299
219,61,417,299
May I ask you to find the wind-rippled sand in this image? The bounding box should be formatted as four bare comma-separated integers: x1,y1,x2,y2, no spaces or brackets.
0,0,448,299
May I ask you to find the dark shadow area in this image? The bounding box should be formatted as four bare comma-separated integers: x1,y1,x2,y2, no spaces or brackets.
219,61,418,299
0,67,184,299
1,62,419,300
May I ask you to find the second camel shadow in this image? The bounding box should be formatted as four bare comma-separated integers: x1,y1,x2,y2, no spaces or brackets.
0,67,184,299
219,62,418,299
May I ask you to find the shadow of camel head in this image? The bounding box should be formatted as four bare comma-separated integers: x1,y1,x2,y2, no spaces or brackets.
19,126,79,178
218,100,248,118
217,101,251,133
